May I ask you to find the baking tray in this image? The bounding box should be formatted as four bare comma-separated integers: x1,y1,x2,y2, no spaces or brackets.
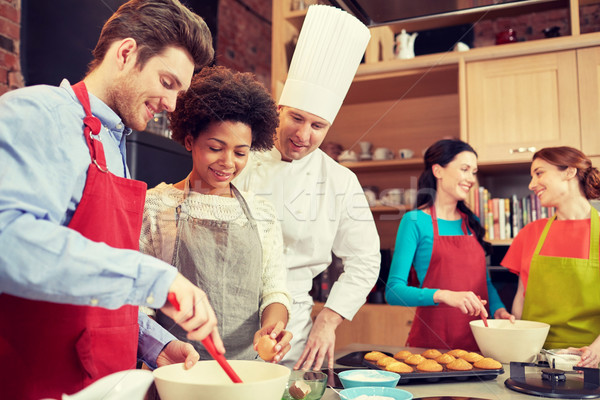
363,358,504,384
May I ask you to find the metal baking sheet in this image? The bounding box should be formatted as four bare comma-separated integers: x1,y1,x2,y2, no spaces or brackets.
363,358,504,384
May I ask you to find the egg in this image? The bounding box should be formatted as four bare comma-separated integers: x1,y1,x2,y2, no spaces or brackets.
257,335,277,361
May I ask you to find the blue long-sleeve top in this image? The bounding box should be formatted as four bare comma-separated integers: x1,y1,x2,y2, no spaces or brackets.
0,79,178,367
385,209,505,316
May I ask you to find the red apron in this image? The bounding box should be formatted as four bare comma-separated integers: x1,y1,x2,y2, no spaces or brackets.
0,82,147,399
406,207,488,351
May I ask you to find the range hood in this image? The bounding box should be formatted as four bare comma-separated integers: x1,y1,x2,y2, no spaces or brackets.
328,0,564,28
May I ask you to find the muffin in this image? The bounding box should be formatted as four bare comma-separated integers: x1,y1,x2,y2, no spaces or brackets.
435,353,456,365
421,349,443,359
364,351,388,362
446,349,468,358
416,359,443,372
474,357,502,370
446,358,473,371
404,354,427,365
461,352,484,363
385,361,414,374
377,356,398,367
393,350,413,361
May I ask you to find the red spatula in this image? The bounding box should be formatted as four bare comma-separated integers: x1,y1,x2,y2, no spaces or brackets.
477,295,489,327
167,293,243,383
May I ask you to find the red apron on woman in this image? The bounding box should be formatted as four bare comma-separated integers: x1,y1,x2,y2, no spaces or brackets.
406,207,488,351
0,82,147,399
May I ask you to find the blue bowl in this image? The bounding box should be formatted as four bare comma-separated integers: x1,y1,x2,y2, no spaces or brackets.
339,386,413,400
338,369,400,389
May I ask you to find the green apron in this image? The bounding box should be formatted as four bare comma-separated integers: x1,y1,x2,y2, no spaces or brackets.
522,206,600,349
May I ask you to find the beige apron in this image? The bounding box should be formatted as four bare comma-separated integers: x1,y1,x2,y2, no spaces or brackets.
157,182,262,360
522,206,600,349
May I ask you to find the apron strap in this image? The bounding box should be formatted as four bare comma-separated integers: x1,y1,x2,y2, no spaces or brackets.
430,206,471,236
532,214,556,257
430,206,440,238
71,81,108,172
589,206,599,263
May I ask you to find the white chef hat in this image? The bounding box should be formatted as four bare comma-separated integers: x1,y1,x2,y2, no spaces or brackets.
278,5,371,125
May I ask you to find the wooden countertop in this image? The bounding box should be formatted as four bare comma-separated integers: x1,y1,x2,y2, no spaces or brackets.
320,343,540,400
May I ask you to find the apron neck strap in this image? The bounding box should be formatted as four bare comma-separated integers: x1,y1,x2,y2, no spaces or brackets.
430,206,470,236
72,81,108,172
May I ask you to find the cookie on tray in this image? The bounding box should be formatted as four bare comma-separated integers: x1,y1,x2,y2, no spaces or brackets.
446,358,473,371
377,356,397,367
446,349,468,358
474,357,502,370
393,350,413,361
404,354,427,365
416,359,443,372
364,351,388,361
461,352,484,363
435,353,456,365
421,349,442,359
385,361,414,374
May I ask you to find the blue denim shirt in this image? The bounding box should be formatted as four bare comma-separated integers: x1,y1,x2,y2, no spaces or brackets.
0,79,177,367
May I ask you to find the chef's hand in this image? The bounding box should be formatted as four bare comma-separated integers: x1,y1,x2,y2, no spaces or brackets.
157,340,199,369
574,335,600,368
493,307,516,323
253,320,293,363
434,290,488,318
294,307,342,371
161,273,225,354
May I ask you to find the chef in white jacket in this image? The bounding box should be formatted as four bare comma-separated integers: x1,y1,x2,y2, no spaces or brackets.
234,5,380,370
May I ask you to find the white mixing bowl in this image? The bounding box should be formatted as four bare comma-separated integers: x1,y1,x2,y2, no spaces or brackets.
470,319,550,363
153,360,290,400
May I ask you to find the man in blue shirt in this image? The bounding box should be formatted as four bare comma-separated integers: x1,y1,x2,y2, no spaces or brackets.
0,1,223,398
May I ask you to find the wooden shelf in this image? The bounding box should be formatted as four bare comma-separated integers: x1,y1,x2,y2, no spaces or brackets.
370,205,411,213
489,238,513,246
340,158,424,172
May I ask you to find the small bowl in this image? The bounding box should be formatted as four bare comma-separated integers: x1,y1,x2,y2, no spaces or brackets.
470,319,550,363
544,349,582,370
281,370,327,400
339,386,413,400
338,369,400,389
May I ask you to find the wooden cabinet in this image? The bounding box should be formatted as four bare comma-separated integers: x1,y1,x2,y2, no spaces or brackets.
578,46,600,156
465,51,582,163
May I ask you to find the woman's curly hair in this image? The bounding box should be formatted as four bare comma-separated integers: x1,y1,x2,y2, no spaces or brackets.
169,65,278,151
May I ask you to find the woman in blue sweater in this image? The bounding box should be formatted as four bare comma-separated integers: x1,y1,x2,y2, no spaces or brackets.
385,139,513,351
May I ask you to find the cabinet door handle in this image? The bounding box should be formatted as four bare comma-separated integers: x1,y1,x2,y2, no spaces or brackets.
509,146,536,154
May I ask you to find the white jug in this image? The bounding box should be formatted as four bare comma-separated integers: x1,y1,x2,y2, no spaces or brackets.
395,29,418,59
45,370,155,400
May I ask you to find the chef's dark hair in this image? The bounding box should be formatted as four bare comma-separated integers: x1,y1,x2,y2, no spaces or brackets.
88,0,214,72
169,66,278,151
416,139,490,254
533,146,600,199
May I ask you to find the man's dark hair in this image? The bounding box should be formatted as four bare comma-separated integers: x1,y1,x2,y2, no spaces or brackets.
88,0,214,72
169,66,278,151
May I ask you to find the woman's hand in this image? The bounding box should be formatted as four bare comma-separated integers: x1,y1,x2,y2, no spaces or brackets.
434,290,488,318
156,340,199,369
254,320,292,363
493,307,516,323
575,334,600,368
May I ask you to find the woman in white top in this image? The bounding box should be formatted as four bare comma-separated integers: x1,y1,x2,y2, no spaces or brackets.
140,66,292,362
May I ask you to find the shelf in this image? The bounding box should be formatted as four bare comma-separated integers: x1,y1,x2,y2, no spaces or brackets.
340,158,424,172
489,239,513,246
370,205,411,213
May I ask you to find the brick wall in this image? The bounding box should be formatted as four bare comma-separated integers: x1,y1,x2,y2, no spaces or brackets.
216,0,272,90
0,0,22,95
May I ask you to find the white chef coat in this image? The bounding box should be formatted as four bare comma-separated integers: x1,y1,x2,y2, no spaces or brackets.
233,147,381,365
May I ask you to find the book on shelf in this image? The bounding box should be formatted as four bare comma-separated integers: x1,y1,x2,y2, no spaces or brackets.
469,186,555,241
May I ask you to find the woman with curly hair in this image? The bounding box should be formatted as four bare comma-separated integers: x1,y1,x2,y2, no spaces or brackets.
503,146,600,367
140,66,292,362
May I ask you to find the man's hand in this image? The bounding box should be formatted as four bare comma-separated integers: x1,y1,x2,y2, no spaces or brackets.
254,320,293,363
160,273,225,354
294,307,342,371
156,340,199,369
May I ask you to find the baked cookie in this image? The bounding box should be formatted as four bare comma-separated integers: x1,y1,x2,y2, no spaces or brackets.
404,354,427,365
435,353,456,365
385,361,414,374
416,359,443,372
393,350,413,360
446,349,468,358
364,351,388,361
446,358,473,371
377,356,397,367
421,349,442,359
461,352,484,363
474,357,502,370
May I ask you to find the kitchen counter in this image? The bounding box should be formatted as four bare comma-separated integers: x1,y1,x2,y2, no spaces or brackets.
320,343,541,400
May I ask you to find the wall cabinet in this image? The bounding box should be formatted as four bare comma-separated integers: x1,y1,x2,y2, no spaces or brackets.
578,46,600,156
